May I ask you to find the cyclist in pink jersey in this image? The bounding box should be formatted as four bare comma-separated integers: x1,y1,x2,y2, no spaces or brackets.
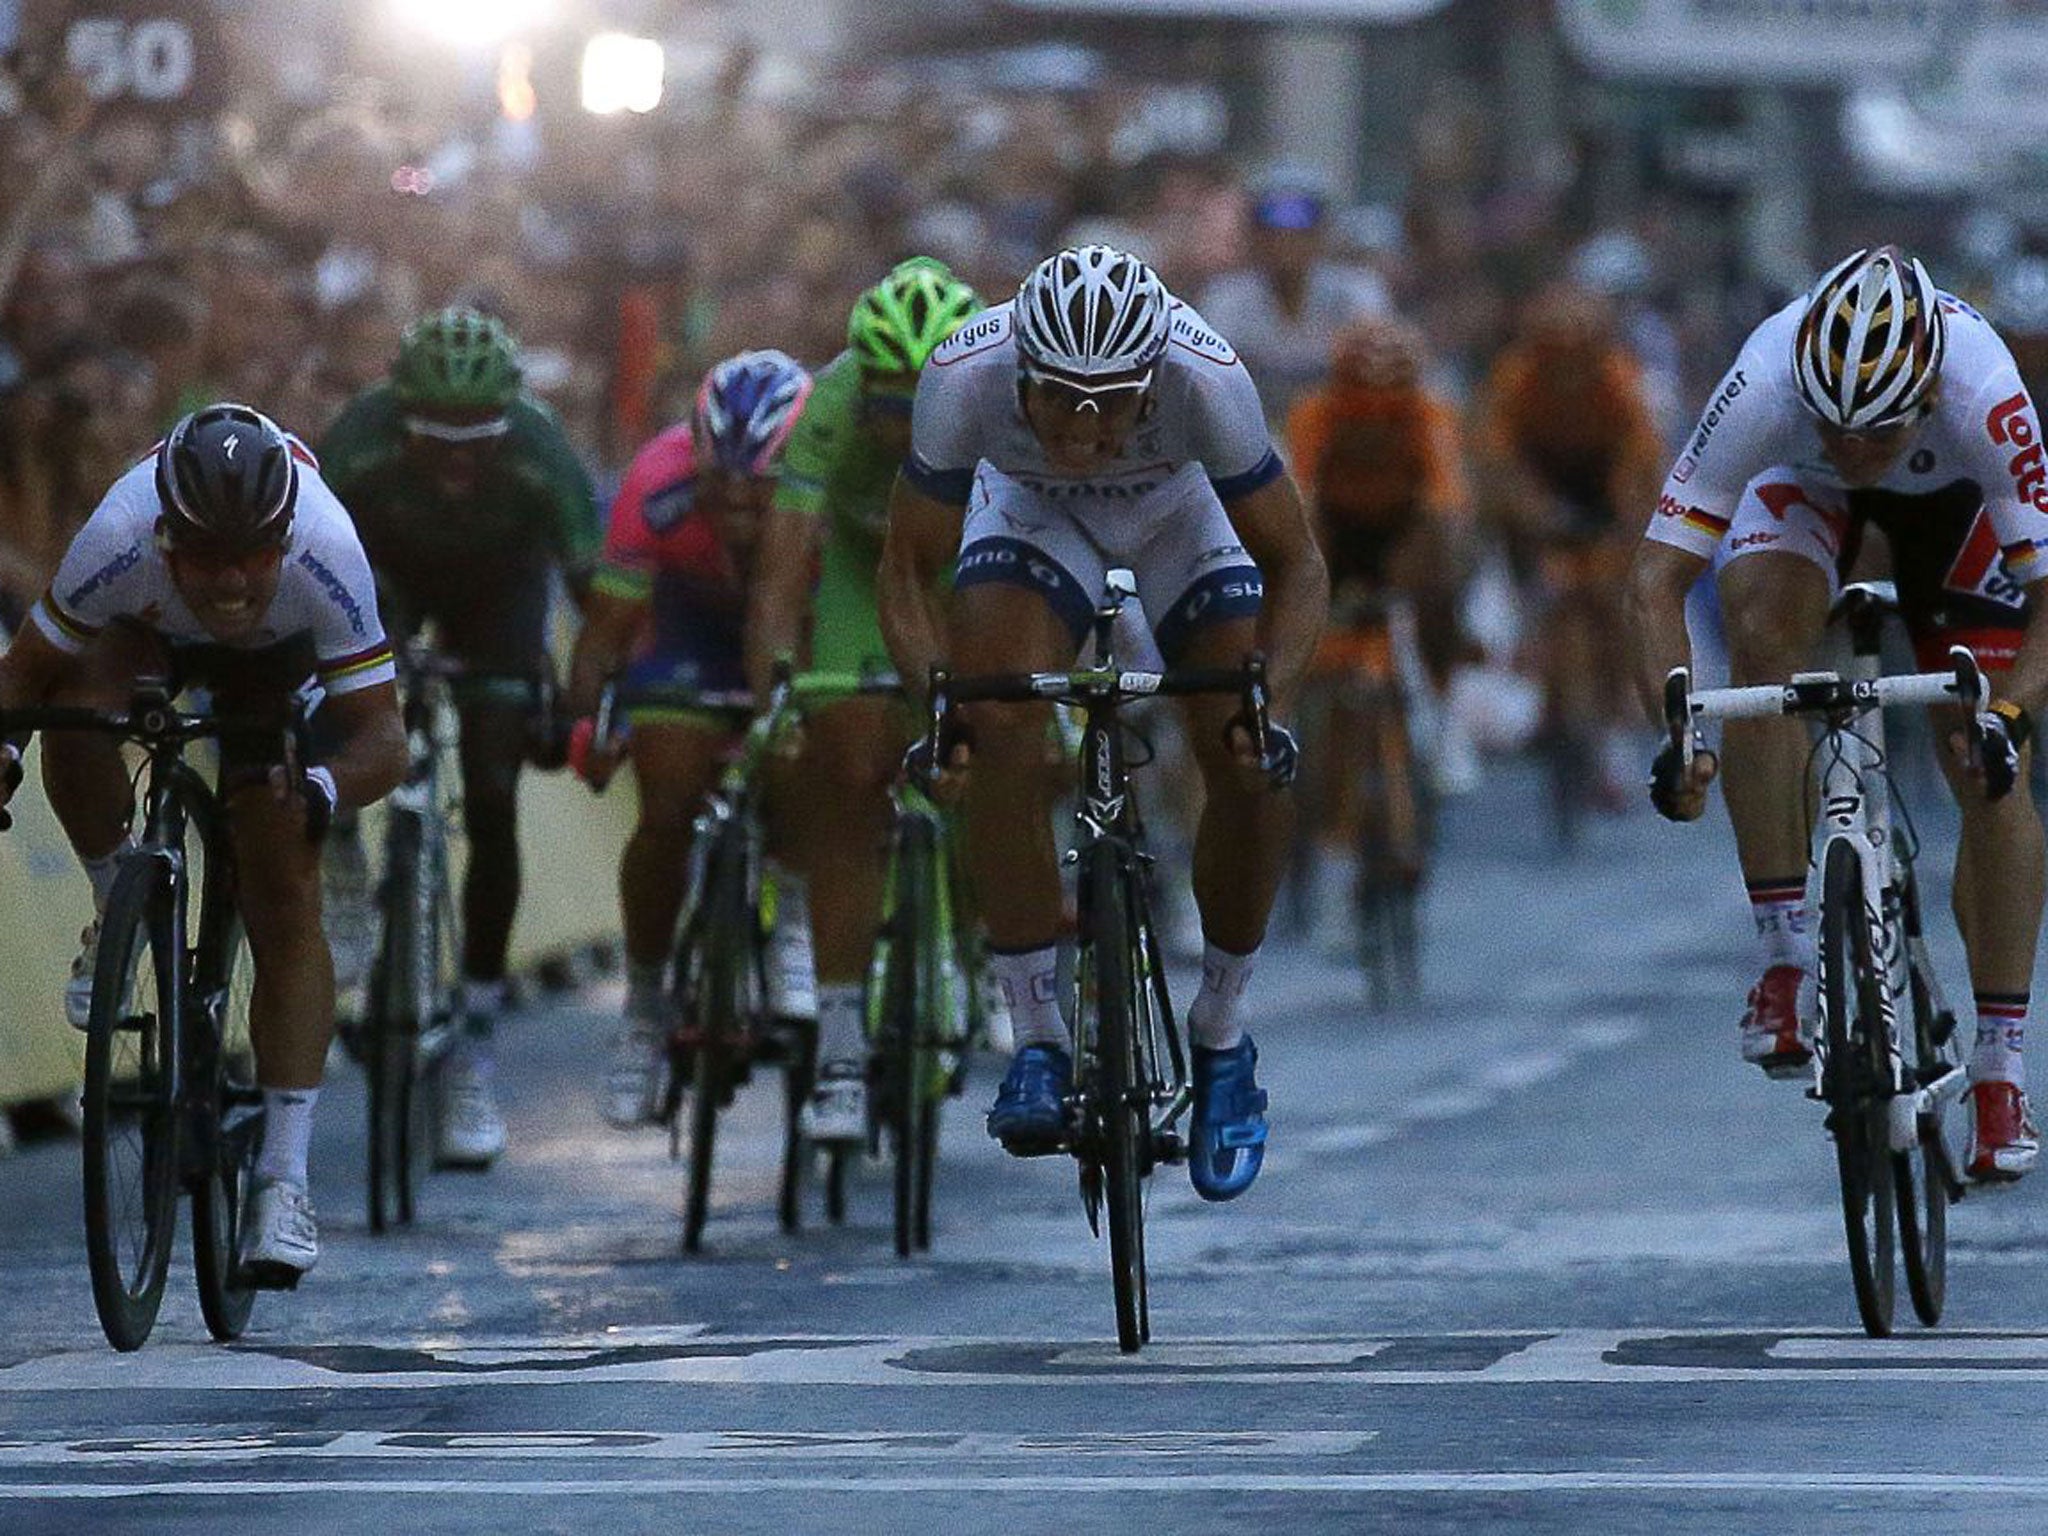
566,351,815,1128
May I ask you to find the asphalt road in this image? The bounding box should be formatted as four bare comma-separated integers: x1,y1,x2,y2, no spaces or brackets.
6,762,2048,1534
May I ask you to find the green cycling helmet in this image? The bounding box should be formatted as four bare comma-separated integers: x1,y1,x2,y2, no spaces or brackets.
847,257,982,375
392,306,523,414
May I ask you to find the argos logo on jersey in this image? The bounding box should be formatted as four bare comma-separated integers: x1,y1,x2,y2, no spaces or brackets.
932,311,1009,365
1169,310,1237,366
1986,394,2048,516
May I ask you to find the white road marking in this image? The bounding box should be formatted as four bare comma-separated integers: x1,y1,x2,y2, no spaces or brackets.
8,1471,2048,1499
11,1330,2048,1390
0,1429,1377,1469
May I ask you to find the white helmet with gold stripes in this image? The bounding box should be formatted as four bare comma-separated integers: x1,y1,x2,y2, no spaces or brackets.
1793,246,1946,431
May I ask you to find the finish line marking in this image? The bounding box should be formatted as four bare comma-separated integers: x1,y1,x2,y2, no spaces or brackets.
14,1331,2048,1390
9,1472,2048,1500
0,1429,1376,1468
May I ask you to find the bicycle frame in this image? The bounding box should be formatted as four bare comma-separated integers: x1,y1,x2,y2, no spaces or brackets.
1668,587,1982,1150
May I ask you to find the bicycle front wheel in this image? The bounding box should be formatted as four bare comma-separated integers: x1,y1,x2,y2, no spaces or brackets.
883,816,937,1259
1821,839,1896,1337
191,917,259,1342
82,857,181,1352
1083,844,1149,1353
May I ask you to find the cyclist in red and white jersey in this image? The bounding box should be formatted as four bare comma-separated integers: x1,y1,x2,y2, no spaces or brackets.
1630,248,2048,1181
0,404,407,1277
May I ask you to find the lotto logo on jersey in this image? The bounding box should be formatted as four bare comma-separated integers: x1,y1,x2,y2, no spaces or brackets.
1986,393,2048,516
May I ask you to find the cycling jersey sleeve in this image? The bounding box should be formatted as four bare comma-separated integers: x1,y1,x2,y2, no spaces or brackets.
593,439,670,605
297,483,397,697
1959,362,2048,586
1171,308,1283,502
33,471,154,653
774,354,858,523
314,387,402,508
514,398,603,567
905,311,1003,506
1645,316,1798,559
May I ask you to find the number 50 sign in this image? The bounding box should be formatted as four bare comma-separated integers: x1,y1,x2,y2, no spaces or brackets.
64,11,210,106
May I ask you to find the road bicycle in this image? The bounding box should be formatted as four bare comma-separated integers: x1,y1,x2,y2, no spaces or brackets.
866,770,979,1257
598,667,900,1251
1,683,284,1350
1316,593,1432,1008
920,570,1277,1352
1666,581,1980,1336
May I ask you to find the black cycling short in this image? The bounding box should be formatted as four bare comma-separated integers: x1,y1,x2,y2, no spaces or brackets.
1843,479,2031,670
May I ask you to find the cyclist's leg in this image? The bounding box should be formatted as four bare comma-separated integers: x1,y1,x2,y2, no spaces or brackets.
951,473,1098,1150
1713,471,1844,1065
1926,621,2043,1174
38,620,164,892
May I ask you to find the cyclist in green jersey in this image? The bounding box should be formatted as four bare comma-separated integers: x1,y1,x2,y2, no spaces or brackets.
319,307,600,1169
746,259,982,1141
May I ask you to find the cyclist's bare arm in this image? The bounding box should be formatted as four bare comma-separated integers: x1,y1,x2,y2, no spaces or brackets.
744,506,822,699
1987,577,2048,720
1221,471,1328,717
1627,536,1708,726
565,587,645,717
316,682,407,810
879,472,965,704
0,623,78,808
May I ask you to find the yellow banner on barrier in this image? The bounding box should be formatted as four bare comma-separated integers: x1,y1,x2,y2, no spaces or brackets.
0,751,635,1110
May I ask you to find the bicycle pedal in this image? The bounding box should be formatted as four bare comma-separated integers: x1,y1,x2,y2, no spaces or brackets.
1154,1131,1186,1165
238,1261,304,1292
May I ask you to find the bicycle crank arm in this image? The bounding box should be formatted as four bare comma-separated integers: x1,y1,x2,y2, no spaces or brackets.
1887,1066,1970,1152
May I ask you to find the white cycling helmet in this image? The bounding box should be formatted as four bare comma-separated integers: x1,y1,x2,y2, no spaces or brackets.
1793,246,1946,431
1013,244,1171,393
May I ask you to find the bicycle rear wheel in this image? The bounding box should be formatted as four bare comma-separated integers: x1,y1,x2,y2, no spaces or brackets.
82,857,181,1352
1084,844,1149,1353
1821,839,1896,1337
683,833,747,1254
191,916,259,1342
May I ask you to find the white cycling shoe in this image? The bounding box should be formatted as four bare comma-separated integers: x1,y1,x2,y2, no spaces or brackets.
65,922,101,1031
241,1178,319,1283
436,1049,508,1168
601,1024,669,1129
800,1067,867,1144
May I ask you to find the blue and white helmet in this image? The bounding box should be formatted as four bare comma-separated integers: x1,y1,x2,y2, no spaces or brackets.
1013,244,1171,393
692,349,812,477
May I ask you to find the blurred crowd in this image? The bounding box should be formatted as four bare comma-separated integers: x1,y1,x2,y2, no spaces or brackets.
5,5,2046,639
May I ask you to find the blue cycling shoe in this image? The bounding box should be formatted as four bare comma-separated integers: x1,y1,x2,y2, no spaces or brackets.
1188,1035,1269,1202
986,1043,1072,1156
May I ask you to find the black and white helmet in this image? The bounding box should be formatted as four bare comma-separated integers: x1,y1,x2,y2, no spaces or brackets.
1793,246,1947,431
1013,244,1172,391
154,403,298,556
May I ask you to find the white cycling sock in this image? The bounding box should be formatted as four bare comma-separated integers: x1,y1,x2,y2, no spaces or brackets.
989,945,1066,1051
816,983,866,1070
1747,877,1811,973
1188,942,1257,1051
1972,992,2028,1088
81,837,137,913
462,977,508,1037
256,1087,319,1189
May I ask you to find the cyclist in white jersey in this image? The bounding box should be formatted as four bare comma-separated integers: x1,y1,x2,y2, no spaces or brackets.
879,244,1329,1202
1629,248,2048,1182
0,404,407,1277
